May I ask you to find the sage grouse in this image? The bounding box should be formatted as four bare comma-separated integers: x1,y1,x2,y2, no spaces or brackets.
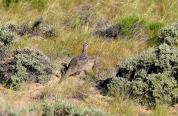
65,42,95,77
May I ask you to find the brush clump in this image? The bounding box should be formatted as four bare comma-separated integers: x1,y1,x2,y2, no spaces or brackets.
109,43,178,107
0,47,53,88
158,22,178,46
0,24,18,46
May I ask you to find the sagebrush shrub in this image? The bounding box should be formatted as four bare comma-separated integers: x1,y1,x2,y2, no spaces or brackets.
16,23,31,36
0,26,17,46
0,48,53,88
94,24,121,39
109,73,177,107
109,43,178,106
42,25,56,38
158,22,178,46
2,21,18,32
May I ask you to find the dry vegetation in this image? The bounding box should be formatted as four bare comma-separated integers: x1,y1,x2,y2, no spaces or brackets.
1,0,178,116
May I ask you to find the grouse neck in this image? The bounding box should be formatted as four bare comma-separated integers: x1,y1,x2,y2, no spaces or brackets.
81,47,88,59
